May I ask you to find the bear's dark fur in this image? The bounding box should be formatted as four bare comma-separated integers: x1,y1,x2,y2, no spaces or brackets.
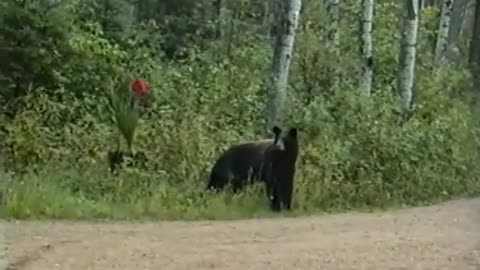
207,126,299,211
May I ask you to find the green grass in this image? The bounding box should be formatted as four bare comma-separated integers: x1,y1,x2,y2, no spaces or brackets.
0,167,278,221
1,165,479,221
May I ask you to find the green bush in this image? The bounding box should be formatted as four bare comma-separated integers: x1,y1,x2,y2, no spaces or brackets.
2,61,479,220
0,0,479,220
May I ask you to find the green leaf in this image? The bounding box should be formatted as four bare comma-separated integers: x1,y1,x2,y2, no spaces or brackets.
109,79,139,152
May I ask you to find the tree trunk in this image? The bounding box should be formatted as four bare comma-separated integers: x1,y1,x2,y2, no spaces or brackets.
268,0,284,44
326,0,340,88
225,7,238,59
213,0,229,40
397,0,420,111
470,0,480,93
0,217,5,270
448,0,467,44
360,0,375,95
265,0,302,130
263,0,276,39
434,0,455,64
445,0,468,62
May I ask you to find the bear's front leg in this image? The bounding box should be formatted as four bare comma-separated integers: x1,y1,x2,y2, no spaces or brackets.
269,184,282,212
280,174,294,211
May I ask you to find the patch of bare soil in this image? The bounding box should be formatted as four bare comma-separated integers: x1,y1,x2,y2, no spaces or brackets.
4,198,480,270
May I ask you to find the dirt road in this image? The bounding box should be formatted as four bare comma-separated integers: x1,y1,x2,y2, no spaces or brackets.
4,198,480,270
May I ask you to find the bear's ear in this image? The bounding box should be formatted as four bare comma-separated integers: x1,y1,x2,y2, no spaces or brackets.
288,127,298,138
272,126,282,135
272,126,282,143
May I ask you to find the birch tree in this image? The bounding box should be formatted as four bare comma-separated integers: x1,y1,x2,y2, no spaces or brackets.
263,0,277,39
326,0,340,87
359,0,374,95
469,0,480,65
265,0,302,130
448,0,468,44
397,0,420,111
469,0,480,93
213,0,225,39
0,218,5,270
445,0,469,62
434,0,455,64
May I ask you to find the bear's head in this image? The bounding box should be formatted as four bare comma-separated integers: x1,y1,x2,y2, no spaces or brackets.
271,126,298,160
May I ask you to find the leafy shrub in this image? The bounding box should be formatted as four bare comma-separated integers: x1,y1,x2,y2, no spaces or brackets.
0,0,479,220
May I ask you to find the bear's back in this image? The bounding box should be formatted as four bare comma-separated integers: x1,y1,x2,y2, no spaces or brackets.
219,139,274,171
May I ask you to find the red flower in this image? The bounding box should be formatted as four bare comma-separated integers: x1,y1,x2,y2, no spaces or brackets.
130,79,150,97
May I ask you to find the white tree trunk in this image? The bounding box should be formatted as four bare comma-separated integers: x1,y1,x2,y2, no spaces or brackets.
397,0,420,111
360,0,375,95
263,0,276,39
0,220,5,270
434,0,455,64
326,0,340,87
445,0,468,62
469,0,480,65
266,0,302,130
213,0,229,40
448,0,468,44
470,0,480,94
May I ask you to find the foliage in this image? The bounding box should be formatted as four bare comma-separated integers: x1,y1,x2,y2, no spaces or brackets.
0,0,74,116
0,0,479,220
109,78,140,152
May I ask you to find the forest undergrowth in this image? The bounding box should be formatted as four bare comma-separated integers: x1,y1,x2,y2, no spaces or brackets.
0,0,479,220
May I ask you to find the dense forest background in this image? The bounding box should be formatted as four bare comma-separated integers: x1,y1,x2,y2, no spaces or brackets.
1,0,480,220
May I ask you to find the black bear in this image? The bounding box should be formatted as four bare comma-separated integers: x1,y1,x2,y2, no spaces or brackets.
207,126,299,211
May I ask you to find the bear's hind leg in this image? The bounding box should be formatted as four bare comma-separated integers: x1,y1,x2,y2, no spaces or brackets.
230,177,246,193
207,169,229,192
